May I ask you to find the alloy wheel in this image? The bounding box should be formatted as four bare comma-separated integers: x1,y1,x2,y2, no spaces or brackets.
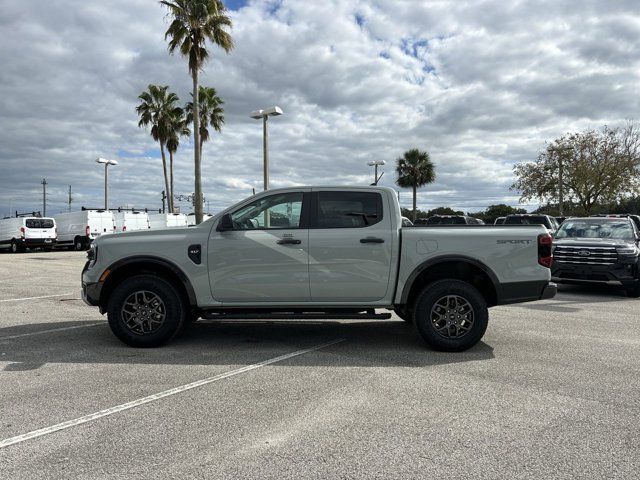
430,295,475,338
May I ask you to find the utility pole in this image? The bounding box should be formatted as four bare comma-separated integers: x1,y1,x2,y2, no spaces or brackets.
548,146,574,216
41,178,47,216
68,185,73,212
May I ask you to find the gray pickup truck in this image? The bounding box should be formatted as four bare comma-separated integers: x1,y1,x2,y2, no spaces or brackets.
82,186,556,351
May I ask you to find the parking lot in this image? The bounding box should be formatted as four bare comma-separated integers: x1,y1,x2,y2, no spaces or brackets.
0,250,638,479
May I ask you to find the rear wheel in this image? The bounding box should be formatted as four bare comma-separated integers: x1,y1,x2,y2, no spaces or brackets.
626,285,640,298
107,275,186,347
413,279,488,352
10,241,23,254
74,237,85,251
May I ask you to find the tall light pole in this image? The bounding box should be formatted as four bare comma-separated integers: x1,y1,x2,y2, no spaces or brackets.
250,106,283,191
547,146,573,216
96,158,118,210
367,160,385,185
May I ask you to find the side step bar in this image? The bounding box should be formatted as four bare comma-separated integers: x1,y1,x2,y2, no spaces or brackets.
201,311,392,321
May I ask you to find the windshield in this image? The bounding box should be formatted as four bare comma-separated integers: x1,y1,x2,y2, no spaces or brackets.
556,220,635,240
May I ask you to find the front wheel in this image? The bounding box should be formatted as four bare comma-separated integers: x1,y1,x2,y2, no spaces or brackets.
626,285,640,298
413,279,488,352
107,275,186,347
74,237,86,251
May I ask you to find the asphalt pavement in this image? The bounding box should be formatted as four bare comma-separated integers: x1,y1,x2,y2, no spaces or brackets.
0,250,638,479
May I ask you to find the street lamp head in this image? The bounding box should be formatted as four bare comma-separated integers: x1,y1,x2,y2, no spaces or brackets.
250,106,283,119
367,160,386,166
96,157,118,166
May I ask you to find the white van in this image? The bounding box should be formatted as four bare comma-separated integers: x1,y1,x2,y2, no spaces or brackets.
148,213,188,230
0,216,57,253
54,209,115,250
186,213,212,226
113,211,150,233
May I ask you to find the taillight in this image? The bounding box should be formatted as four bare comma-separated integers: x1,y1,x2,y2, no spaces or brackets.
20,227,25,238
113,225,116,231
123,226,126,232
538,233,553,268
86,225,90,237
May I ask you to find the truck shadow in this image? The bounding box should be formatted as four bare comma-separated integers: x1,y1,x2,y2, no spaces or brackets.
0,319,494,371
507,284,630,313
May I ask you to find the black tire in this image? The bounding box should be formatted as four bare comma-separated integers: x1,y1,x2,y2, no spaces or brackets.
10,241,23,254
394,307,413,323
413,279,488,352
107,275,186,347
626,285,640,298
74,237,85,251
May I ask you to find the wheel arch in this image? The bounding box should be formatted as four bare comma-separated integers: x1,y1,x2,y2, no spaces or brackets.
99,256,197,313
400,255,499,309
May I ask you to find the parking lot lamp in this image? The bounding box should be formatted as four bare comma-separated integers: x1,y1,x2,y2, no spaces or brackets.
547,146,574,216
96,158,118,210
367,160,386,185
250,106,283,191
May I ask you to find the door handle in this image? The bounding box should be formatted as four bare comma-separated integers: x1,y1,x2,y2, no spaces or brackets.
277,238,302,245
360,237,385,244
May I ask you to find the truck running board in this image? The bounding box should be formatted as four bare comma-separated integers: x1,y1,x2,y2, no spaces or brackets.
200,311,392,321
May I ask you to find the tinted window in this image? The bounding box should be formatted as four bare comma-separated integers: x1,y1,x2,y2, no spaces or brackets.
427,216,466,225
25,218,54,228
231,192,303,230
317,191,382,228
505,216,551,228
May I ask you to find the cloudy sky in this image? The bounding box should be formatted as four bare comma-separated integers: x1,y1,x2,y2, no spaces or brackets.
1,0,639,216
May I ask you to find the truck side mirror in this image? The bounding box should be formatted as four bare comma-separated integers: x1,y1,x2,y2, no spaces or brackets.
216,213,233,232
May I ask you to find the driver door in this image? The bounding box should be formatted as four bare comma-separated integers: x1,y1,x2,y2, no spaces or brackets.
208,190,311,303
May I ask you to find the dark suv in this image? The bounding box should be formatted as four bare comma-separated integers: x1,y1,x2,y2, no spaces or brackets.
551,217,640,297
590,214,640,231
504,214,559,231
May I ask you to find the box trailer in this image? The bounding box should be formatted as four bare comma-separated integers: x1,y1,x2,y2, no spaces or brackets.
148,213,188,229
186,213,212,226
54,209,115,250
113,211,150,233
0,215,57,253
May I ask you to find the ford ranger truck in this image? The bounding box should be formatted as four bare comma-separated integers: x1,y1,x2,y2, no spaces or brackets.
82,186,556,351
551,216,640,297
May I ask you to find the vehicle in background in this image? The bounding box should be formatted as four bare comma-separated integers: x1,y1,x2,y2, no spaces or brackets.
555,216,567,226
552,217,640,297
113,211,150,233
0,213,56,253
494,217,506,225
83,186,555,351
504,214,559,231
425,215,484,225
148,213,188,230
401,216,413,227
591,214,640,231
55,209,115,251
186,213,212,226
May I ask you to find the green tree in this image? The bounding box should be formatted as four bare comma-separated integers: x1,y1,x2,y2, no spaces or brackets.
136,84,181,210
426,206,464,217
185,86,224,164
512,123,640,215
166,107,190,212
395,148,436,222
161,0,234,224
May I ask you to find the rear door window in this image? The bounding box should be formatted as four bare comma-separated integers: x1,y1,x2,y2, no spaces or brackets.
316,191,382,228
25,219,54,228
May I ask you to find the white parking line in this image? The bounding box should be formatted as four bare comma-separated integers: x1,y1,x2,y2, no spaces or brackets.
0,293,74,303
0,322,104,341
0,337,345,449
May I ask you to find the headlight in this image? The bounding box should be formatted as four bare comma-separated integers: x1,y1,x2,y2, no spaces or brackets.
616,245,639,256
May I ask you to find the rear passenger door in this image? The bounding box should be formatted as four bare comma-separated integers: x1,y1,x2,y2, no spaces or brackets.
308,190,393,302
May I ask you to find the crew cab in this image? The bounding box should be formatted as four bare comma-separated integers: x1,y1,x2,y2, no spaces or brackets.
552,217,640,297
82,187,556,351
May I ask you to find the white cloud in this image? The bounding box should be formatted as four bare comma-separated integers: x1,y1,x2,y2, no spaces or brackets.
1,0,639,217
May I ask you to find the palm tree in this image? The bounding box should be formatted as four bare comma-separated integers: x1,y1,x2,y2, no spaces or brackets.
185,86,224,162
136,84,181,211
161,0,234,224
395,148,436,222
166,107,190,212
